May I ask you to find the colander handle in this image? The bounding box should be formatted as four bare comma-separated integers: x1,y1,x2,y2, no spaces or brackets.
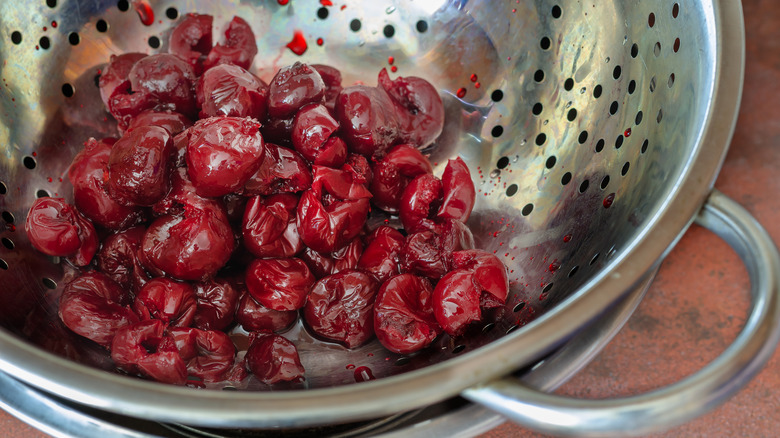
461,190,780,437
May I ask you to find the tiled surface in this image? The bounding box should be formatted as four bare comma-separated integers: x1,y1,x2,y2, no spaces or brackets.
1,0,778,436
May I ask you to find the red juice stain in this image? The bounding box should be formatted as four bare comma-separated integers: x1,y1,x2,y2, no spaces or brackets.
278,0,289,5
456,87,467,98
345,364,355,370
470,73,478,82
286,30,308,55
133,0,155,26
47,177,53,183
316,38,323,46
51,21,58,28
320,0,333,5
367,353,373,357
42,26,48,31
563,233,572,242
391,66,397,72
341,4,347,10
7,225,15,232
32,152,37,157
548,260,560,272
354,366,375,382
10,98,14,102
388,56,394,65
603,193,616,208
475,82,481,88
624,128,632,137
512,8,517,13
35,45,39,50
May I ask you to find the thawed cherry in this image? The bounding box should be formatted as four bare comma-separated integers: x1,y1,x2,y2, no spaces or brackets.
193,278,240,331
267,62,326,118
107,125,174,207
356,226,405,283
245,258,314,311
242,194,303,258
401,219,474,279
245,332,305,384
169,327,236,382
243,142,312,196
96,226,150,293
169,13,213,74
374,274,441,354
300,238,363,279
204,16,258,71
236,292,298,333
111,319,186,385
25,197,98,266
196,64,269,120
133,278,197,328
370,144,432,213
292,103,346,167
377,68,444,149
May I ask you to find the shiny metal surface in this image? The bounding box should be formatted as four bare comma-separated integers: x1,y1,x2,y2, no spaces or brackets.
462,190,780,436
0,0,762,433
0,267,656,437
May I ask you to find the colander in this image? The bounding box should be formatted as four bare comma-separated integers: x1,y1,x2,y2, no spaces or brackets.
0,0,778,436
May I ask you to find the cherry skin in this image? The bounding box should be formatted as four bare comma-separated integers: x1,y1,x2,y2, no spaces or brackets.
193,278,240,331
196,64,269,120
245,258,314,311
128,53,198,119
374,274,441,354
111,319,187,385
292,103,346,167
168,13,213,74
300,238,363,279
107,125,174,207
204,16,258,71
267,62,326,118
334,84,400,158
400,219,475,279
242,194,303,258
236,292,298,333
243,142,312,196
168,327,236,382
126,110,192,136
377,68,444,149
245,332,305,385
25,197,98,266
96,226,150,294
133,278,197,328
370,144,433,213
356,226,405,283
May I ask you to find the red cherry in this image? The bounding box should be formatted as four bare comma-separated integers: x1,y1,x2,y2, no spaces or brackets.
370,144,432,213
133,278,197,327
196,64,269,120
193,278,240,331
107,125,174,207
168,327,236,382
377,68,444,149
432,270,481,337
267,62,326,118
242,194,303,258
68,138,146,230
300,238,363,279
399,173,442,234
400,219,474,279
437,157,476,223
111,319,187,385
59,272,138,348
245,258,314,311
185,116,265,197
245,332,305,385
356,226,405,283
126,110,192,136
99,53,147,115
128,53,198,118
292,104,346,167
374,274,441,354
303,270,378,348
334,85,401,158
168,13,213,75
311,64,343,113
236,292,298,332
25,197,98,266
204,16,258,71
452,249,509,307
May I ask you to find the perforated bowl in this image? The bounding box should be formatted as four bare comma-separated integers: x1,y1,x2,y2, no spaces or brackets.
0,0,778,436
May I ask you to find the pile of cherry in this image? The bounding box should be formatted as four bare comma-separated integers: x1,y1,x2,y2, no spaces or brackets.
24,14,509,386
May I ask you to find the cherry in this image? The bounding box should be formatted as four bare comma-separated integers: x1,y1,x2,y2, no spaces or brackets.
242,194,303,258
243,142,312,196
153,166,226,216
196,64,269,120
107,125,174,207
373,274,441,354
236,291,298,332
303,270,378,348
126,110,192,136
377,68,444,149
141,203,235,281
134,278,197,327
168,13,213,75
400,219,474,279
99,53,147,117
68,138,146,230
356,226,405,283
128,53,198,118
185,116,265,197
399,157,475,232
96,226,150,293
267,62,326,118
451,250,509,307
111,319,186,385
204,16,258,71
432,270,481,337
25,197,98,266
300,238,363,279
311,64,342,113
370,144,433,213
296,164,372,253
59,271,138,348
193,278,240,331
334,85,400,158
169,327,236,382
245,258,314,311
292,103,346,167
245,332,305,385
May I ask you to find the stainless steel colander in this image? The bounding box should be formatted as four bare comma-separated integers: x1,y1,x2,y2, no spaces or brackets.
0,0,778,436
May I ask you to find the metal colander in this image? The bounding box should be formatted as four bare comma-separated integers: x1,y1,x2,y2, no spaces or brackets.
0,0,779,436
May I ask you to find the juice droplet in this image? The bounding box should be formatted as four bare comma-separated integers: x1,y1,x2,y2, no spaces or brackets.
133,0,155,26
346,364,355,370
316,38,323,46
456,87,467,98
387,56,394,65
354,366,375,382
42,27,48,31
624,128,632,137
340,4,347,10
47,177,53,182
548,260,560,272
603,193,616,208
391,66,397,72
278,0,290,5
475,82,481,88
286,30,308,55
32,152,37,157
51,21,58,28
470,73,478,82
563,233,572,242
320,0,333,5
7,224,15,232
512,8,517,13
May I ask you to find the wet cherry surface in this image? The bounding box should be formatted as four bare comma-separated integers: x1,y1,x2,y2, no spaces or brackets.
374,274,440,354
245,258,314,311
245,332,305,384
25,197,98,266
